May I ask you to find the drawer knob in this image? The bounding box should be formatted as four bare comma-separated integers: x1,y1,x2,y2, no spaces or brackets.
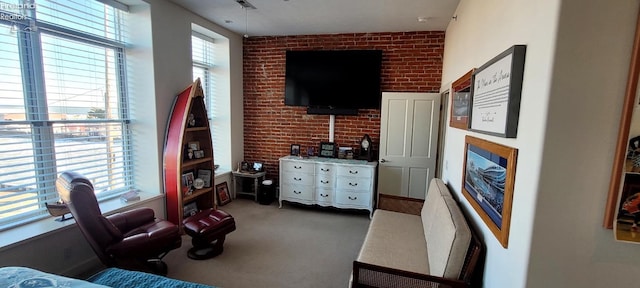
293,190,302,194
349,170,358,174
321,168,330,172
320,193,328,197
294,166,302,169
321,180,329,184
348,196,358,200
349,182,358,187
293,177,302,181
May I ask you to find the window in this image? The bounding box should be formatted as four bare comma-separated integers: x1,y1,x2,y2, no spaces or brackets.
192,30,231,171
0,0,131,230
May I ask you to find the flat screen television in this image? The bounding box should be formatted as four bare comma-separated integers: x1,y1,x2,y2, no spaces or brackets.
284,50,382,115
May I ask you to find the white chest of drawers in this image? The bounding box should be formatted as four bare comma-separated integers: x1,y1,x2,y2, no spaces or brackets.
279,156,377,217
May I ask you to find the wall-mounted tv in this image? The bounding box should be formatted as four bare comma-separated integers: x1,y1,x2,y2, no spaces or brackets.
284,50,382,115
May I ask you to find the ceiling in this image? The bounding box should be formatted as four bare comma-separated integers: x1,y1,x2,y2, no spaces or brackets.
168,0,460,37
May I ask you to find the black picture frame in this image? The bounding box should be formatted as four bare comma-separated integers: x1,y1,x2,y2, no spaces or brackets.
470,45,526,138
319,142,337,158
290,144,301,156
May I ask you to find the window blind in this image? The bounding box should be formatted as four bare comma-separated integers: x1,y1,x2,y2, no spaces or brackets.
0,0,131,231
192,33,227,169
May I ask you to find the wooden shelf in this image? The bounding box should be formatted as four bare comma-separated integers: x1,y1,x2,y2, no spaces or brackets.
184,187,214,203
163,78,216,230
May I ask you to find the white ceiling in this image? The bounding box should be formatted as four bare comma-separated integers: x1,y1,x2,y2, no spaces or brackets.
168,0,460,37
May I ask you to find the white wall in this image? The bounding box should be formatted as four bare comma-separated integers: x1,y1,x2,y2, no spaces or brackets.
528,1,640,287
441,0,559,287
442,0,640,287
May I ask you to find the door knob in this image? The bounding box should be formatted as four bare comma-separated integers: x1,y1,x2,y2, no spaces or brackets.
380,159,387,163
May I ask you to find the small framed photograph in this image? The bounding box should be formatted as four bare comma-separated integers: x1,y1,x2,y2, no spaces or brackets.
183,202,198,217
182,171,195,195
216,182,231,206
197,169,212,188
193,150,205,159
188,141,200,151
290,144,301,156
319,142,337,158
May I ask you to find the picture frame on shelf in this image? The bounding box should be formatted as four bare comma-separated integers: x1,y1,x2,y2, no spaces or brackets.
197,169,212,188
461,135,518,248
188,141,200,151
182,171,195,195
216,182,231,206
193,150,205,159
183,202,198,217
290,144,300,156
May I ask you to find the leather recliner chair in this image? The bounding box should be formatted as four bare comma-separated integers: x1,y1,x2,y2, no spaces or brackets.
56,171,182,275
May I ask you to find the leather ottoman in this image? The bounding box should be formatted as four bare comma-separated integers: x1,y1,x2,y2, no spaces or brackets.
182,208,236,260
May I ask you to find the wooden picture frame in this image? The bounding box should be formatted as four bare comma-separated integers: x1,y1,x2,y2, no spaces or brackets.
187,141,200,151
605,10,640,229
450,69,474,130
470,45,526,138
462,135,518,248
216,182,231,206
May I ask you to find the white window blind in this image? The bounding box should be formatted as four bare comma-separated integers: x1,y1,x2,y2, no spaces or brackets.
0,0,131,231
192,32,230,170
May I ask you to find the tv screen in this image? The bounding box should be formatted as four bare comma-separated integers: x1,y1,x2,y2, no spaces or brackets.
284,50,382,114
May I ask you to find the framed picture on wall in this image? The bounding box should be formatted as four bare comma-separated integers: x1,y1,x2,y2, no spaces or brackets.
450,69,474,130
462,135,518,248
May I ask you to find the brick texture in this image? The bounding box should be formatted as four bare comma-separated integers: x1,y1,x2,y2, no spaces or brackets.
243,31,445,180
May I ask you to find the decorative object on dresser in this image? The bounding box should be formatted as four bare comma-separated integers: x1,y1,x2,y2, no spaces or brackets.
279,156,378,217
358,134,374,161
319,141,337,158
290,144,301,156
163,78,216,231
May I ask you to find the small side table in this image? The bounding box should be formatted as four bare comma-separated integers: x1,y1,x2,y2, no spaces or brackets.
231,171,266,201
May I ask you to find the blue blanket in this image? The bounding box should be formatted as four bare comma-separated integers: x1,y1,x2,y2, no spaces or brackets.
0,266,216,288
87,267,216,288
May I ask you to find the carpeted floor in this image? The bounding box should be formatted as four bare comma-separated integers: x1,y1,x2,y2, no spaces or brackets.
164,198,371,288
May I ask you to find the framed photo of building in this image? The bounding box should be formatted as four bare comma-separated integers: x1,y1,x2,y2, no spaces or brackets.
462,135,518,248
450,69,474,130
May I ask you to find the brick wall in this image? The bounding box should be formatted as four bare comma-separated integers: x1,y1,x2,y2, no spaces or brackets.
243,31,445,179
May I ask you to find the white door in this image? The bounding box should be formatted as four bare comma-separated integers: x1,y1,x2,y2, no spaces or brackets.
378,92,440,199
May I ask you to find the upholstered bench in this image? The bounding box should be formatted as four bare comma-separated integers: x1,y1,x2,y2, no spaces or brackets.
351,178,483,288
182,208,236,260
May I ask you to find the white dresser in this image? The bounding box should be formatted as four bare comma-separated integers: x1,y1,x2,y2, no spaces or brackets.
279,156,377,217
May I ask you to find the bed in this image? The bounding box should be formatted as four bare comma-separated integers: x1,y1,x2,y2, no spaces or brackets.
0,266,216,288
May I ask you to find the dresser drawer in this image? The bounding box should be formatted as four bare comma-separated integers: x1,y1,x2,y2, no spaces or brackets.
336,165,373,178
281,184,314,201
336,176,372,192
335,191,370,207
315,188,333,203
315,164,336,177
281,172,314,186
282,160,314,174
316,174,335,189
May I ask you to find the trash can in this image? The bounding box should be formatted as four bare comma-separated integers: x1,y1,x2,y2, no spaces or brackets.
258,180,275,205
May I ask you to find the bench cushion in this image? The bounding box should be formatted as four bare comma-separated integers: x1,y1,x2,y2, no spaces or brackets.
421,179,471,279
357,209,429,275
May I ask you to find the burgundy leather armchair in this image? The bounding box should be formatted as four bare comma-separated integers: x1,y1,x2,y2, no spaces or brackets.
56,171,181,275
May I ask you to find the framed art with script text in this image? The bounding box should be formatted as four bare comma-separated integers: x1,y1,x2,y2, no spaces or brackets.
470,45,526,138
